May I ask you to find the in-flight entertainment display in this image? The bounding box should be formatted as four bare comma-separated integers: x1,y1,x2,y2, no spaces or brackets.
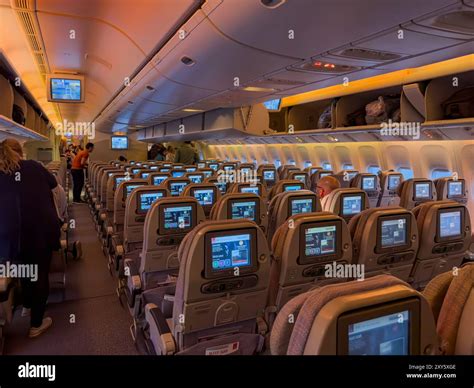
240,186,260,195
170,182,187,196
290,198,314,216
414,183,430,199
193,189,214,206
138,192,164,212
439,210,462,238
348,310,410,355
231,200,257,221
304,225,336,258
210,233,252,271
162,205,193,231
342,195,362,216
380,218,407,248
388,175,401,190
448,181,463,198
362,176,376,190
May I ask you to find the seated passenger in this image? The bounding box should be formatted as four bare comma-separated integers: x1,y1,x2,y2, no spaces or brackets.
316,175,341,199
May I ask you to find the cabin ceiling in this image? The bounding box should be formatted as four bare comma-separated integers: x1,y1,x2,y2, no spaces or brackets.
3,0,474,134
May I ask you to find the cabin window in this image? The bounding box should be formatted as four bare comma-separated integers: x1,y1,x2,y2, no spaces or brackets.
342,163,354,170
398,167,414,180
288,159,296,166
304,161,312,168
322,162,332,170
275,160,281,168
367,165,381,175
431,169,452,180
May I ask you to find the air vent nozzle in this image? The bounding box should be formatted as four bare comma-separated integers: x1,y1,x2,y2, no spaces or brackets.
181,56,195,66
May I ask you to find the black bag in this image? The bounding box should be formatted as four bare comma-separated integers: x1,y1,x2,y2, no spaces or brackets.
346,107,366,127
441,86,474,119
12,104,26,125
317,105,332,129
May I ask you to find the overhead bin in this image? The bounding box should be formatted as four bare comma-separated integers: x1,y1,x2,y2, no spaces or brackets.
201,0,456,59
138,104,270,142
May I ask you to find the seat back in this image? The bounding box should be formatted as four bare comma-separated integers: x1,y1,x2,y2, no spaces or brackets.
182,183,221,217
270,275,438,355
279,165,300,180
267,179,305,202
124,186,169,249
410,200,471,289
99,169,122,206
170,219,271,354
321,188,369,222
228,182,267,201
140,197,205,284
435,177,468,205
266,190,321,242
161,177,191,197
350,173,381,208
257,164,277,188
398,178,437,210
334,170,359,188
114,179,148,231
348,207,419,281
185,172,205,184
106,173,127,212
378,171,403,207
210,193,268,233
198,168,215,179
268,212,352,315
287,171,309,189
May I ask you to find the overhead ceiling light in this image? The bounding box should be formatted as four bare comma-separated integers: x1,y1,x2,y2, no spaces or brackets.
241,86,277,92
182,108,204,112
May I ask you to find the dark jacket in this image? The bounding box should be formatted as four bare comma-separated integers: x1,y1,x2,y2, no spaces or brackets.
0,160,60,262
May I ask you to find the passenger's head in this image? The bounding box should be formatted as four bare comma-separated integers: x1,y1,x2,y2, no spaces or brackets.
166,145,174,152
0,138,23,175
118,155,127,162
184,141,192,145
316,176,340,198
85,142,94,152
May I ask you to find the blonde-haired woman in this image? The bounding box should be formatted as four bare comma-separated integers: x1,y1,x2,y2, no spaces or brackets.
0,138,60,338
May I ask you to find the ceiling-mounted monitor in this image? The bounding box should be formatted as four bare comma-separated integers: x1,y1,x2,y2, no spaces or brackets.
263,98,281,112
111,135,129,150
47,74,84,103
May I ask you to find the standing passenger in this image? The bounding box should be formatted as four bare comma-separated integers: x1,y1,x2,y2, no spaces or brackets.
71,142,94,203
174,141,199,165
0,139,60,337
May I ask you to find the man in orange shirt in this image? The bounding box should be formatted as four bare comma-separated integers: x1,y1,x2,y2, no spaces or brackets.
71,142,94,203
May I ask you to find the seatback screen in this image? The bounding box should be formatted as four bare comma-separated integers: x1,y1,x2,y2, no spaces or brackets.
170,182,187,196
290,197,315,216
132,168,141,174
162,205,193,232
186,167,197,172
347,171,358,180
230,200,257,222
293,174,307,184
209,163,218,171
114,177,126,189
197,163,206,169
388,175,401,191
380,218,407,248
439,210,462,238
342,195,362,216
202,170,213,178
240,185,260,195
448,181,463,198
188,175,203,183
263,170,275,181
304,225,336,258
141,172,150,179
320,172,331,178
240,168,251,175
414,183,430,200
210,234,252,272
362,176,376,190
124,183,146,200
138,192,164,213
193,189,214,206
284,183,303,192
171,170,186,178
153,175,168,185
150,166,159,170
348,311,410,355
214,182,227,194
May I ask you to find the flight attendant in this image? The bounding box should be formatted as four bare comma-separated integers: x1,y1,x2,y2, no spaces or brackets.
0,138,60,337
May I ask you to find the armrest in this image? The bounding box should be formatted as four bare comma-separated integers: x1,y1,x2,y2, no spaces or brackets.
125,258,141,291
145,303,176,355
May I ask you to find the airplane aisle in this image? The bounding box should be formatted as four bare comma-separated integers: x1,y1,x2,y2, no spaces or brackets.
4,203,139,355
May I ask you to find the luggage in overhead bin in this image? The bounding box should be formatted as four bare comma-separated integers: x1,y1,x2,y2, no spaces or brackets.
12,104,26,125
441,86,474,119
346,107,366,126
365,95,400,125
317,105,332,129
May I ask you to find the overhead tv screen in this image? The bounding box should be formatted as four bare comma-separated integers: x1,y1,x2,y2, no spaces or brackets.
263,98,281,111
111,136,129,150
47,75,84,102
